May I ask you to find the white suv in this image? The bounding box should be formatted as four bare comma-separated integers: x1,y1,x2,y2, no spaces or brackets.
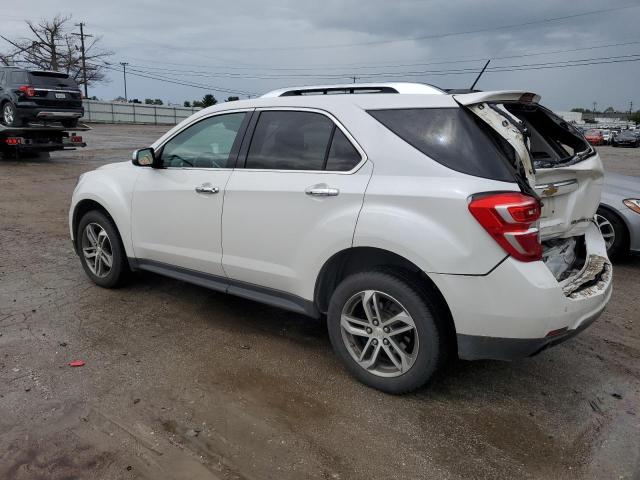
70,83,612,393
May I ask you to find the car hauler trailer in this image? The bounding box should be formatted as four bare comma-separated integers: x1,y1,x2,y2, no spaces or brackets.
0,122,88,158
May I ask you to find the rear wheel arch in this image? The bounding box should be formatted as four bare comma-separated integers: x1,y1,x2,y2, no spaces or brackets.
314,246,457,350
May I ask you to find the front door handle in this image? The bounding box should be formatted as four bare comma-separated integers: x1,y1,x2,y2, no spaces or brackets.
305,186,339,197
195,184,219,194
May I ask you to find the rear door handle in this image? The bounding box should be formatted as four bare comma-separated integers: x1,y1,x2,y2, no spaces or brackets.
305,186,339,197
195,184,219,194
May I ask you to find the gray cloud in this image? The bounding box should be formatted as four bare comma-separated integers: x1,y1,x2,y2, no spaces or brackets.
2,0,639,110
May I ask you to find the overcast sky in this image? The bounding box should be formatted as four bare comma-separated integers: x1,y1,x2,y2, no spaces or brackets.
2,0,639,110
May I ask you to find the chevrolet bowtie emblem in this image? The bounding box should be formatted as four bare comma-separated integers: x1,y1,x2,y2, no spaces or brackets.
542,184,559,196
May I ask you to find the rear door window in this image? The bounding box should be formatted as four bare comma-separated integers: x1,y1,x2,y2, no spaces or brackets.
325,128,361,171
245,111,334,170
369,108,516,182
244,110,362,171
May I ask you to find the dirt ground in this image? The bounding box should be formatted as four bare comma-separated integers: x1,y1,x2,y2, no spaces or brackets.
0,124,639,480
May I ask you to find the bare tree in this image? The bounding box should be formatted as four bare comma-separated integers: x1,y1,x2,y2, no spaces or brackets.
1,15,112,87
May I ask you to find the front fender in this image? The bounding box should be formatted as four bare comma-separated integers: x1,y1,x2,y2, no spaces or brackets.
70,164,140,257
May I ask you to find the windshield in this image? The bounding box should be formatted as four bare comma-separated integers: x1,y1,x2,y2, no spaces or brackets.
585,129,600,135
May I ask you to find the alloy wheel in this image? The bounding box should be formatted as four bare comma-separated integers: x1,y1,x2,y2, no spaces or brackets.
3,104,14,125
595,213,615,251
340,290,419,377
81,222,113,278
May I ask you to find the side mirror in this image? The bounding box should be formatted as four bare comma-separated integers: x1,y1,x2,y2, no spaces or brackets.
132,147,155,167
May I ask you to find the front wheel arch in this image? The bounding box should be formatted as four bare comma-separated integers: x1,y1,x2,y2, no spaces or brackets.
72,200,124,254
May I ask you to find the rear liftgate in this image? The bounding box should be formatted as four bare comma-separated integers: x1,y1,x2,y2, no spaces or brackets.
454,91,610,298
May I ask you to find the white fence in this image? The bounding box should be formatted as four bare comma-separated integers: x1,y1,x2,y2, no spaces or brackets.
81,100,201,125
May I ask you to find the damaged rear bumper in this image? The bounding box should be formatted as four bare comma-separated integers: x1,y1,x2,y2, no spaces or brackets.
430,222,612,361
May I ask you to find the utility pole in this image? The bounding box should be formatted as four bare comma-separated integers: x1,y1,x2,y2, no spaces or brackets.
120,62,129,101
592,102,598,114
73,23,92,98
630,101,633,115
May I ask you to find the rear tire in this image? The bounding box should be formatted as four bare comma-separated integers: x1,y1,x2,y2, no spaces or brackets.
1,102,21,127
77,210,129,288
327,270,445,394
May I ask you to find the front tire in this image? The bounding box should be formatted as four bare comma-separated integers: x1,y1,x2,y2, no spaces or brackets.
77,210,129,288
327,270,445,394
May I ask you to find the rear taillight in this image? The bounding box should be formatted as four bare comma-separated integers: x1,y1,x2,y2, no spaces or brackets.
71,135,83,143
468,192,542,262
18,85,35,97
5,137,23,145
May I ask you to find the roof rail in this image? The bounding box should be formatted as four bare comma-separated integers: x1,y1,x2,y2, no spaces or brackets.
261,82,444,98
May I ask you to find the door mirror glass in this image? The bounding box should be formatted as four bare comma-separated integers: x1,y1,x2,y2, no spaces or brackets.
132,148,155,167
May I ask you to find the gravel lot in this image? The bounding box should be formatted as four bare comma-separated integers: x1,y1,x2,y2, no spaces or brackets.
0,124,638,479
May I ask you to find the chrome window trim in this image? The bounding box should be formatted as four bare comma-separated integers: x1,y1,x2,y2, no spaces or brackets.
240,106,368,175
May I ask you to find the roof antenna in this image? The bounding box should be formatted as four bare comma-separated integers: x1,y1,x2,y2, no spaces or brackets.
470,60,490,90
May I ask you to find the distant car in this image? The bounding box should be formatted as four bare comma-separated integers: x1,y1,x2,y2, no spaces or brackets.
611,130,639,147
600,129,612,144
0,66,84,128
584,129,604,145
597,173,640,259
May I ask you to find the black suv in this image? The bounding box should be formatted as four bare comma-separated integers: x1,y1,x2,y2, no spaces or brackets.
0,67,84,128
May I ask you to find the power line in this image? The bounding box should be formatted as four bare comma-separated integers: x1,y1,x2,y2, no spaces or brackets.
350,53,640,78
95,50,640,96
120,39,640,74
120,53,640,81
393,56,640,79
218,4,640,51
97,63,256,97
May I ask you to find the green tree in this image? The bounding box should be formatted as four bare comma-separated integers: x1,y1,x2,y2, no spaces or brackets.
226,96,240,102
630,111,640,125
192,100,203,108
144,98,154,105
570,107,587,113
201,94,217,107
153,99,163,105
183,101,191,107
604,106,615,113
